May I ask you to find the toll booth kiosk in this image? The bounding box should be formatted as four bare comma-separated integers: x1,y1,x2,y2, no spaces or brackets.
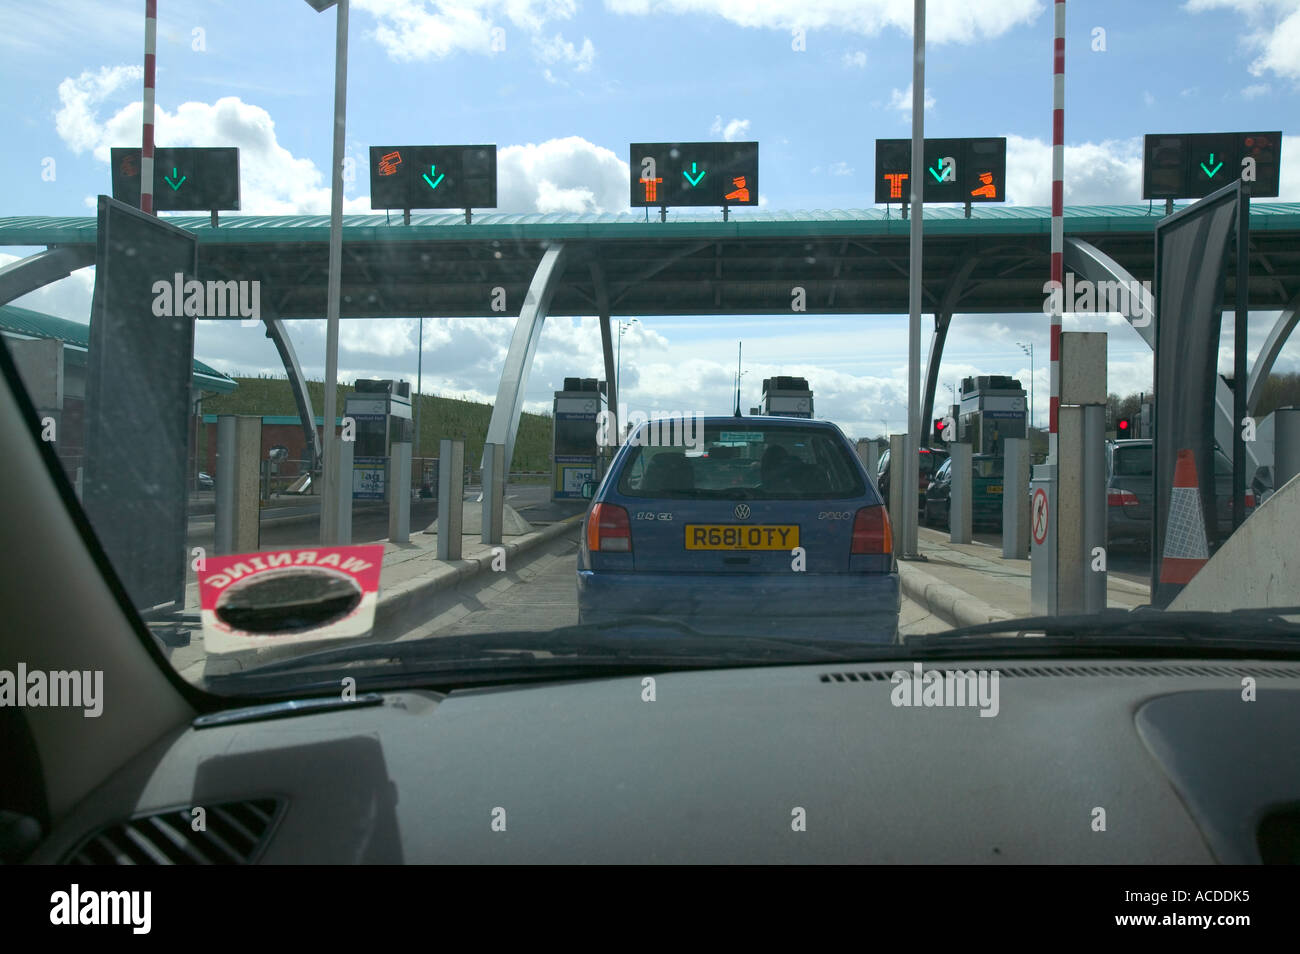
344,379,413,502
553,377,600,501
760,376,814,418
958,375,1026,456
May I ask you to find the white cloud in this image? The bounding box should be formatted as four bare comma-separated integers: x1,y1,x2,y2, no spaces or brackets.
533,32,595,71
829,161,854,176
53,74,372,215
710,116,752,142
1005,134,1144,205
55,66,141,155
887,83,936,120
1242,82,1272,98
352,0,579,61
842,50,868,68
1143,90,1156,106
603,0,1043,45
496,136,628,213
1185,0,1300,81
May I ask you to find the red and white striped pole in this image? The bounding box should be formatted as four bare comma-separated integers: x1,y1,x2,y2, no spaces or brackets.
141,0,158,215
1049,0,1065,461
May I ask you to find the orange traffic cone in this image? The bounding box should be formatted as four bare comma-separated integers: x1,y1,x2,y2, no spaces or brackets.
1159,448,1210,585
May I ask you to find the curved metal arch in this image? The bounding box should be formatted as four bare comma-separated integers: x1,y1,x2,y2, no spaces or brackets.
1063,237,1258,472
0,247,96,308
1246,287,1300,416
483,243,569,474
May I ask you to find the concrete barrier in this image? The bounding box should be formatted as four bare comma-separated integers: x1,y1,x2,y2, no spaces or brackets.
899,561,1016,630
1169,469,1300,612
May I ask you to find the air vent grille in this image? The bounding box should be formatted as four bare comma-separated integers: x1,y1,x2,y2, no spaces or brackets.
65,798,284,865
820,664,1300,683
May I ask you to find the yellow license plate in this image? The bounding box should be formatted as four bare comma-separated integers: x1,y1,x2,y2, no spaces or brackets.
685,524,800,550
987,485,1003,494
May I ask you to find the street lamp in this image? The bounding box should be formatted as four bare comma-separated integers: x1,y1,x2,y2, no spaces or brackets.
304,0,349,544
1017,341,1034,432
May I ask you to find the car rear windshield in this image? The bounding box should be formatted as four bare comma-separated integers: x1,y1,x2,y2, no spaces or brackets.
973,457,1003,478
1113,445,1152,477
616,423,866,500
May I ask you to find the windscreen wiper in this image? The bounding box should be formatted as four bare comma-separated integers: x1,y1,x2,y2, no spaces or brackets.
228,616,865,678
919,605,1300,643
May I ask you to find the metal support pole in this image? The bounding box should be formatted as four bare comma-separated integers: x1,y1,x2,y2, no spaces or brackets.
389,440,411,544
437,439,465,561
949,442,972,544
1002,437,1031,559
903,0,926,559
335,432,353,545
215,415,236,555
320,0,349,545
481,441,504,545
1232,191,1249,532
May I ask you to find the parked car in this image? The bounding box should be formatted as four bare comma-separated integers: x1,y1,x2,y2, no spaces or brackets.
578,416,900,643
923,454,1007,531
876,445,949,517
1106,439,1257,551
197,471,214,490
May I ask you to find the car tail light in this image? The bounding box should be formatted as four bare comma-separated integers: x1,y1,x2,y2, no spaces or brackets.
1108,490,1139,507
1245,493,1256,508
852,505,893,554
586,502,631,552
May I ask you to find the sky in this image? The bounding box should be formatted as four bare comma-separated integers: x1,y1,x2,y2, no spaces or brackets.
1,0,1298,439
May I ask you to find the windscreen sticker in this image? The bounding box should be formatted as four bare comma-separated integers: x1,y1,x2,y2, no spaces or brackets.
198,545,385,654
719,431,765,443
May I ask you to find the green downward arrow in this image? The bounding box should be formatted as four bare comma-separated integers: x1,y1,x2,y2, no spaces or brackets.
1200,153,1223,178
683,162,705,186
422,165,445,190
163,167,186,190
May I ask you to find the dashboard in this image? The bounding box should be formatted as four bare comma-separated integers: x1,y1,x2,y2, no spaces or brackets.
31,658,1300,864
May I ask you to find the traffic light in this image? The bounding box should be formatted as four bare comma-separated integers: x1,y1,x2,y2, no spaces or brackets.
933,417,947,443
1117,416,1133,435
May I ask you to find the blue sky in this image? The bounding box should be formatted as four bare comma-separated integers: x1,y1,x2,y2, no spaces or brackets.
1,0,1297,437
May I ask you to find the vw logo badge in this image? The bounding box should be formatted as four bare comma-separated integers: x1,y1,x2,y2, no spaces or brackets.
734,504,751,519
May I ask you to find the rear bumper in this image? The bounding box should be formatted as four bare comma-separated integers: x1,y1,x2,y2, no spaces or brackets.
576,569,901,643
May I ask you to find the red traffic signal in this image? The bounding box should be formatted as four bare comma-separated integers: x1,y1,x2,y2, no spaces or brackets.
933,417,947,442
1117,417,1131,433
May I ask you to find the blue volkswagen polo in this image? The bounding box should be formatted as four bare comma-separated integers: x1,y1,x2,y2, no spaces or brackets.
577,416,900,643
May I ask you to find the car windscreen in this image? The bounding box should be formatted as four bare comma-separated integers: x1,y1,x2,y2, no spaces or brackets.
616,423,865,500
973,457,1003,478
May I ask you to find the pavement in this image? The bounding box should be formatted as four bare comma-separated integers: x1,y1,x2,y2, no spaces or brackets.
898,526,1151,630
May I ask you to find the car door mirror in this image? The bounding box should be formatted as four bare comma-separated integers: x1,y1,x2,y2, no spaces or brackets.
581,480,597,499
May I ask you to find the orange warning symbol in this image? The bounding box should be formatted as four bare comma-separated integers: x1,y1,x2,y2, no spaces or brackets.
640,176,663,202
725,176,749,202
970,171,997,199
378,151,402,176
884,172,908,200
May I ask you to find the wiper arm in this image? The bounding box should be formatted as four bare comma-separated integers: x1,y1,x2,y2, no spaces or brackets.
232,616,860,677
920,606,1300,642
